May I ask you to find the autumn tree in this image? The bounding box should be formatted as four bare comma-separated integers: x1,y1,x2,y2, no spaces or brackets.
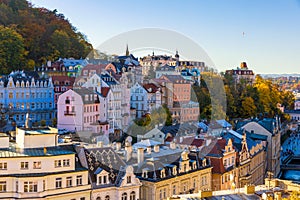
0,25,28,74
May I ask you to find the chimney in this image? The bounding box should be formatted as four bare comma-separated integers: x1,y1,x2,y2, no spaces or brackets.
154,145,160,153
147,146,152,154
125,142,132,162
137,147,144,166
97,141,103,148
170,141,176,149
116,142,121,151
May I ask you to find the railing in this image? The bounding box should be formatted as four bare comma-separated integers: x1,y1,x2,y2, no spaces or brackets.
64,111,76,116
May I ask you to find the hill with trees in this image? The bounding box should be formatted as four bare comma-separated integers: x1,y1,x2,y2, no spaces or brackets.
193,72,295,122
0,0,93,74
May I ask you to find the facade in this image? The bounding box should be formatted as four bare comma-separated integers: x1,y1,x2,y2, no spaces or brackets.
76,146,141,200
130,83,148,118
0,71,55,126
205,130,266,191
0,127,90,200
57,88,109,135
52,75,75,107
225,62,255,85
143,83,162,112
237,118,281,178
155,65,180,79
152,75,199,122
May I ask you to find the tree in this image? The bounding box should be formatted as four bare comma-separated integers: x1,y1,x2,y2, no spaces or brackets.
241,97,257,118
0,25,27,74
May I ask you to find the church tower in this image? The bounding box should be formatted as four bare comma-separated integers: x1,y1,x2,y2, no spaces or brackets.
126,44,130,56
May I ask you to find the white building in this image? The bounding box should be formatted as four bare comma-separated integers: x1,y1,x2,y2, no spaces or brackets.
0,127,90,199
130,83,148,118
57,88,109,135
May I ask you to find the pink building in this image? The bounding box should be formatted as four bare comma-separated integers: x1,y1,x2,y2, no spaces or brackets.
57,88,109,135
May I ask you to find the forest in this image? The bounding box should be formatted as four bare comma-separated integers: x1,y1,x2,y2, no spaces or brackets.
0,0,93,74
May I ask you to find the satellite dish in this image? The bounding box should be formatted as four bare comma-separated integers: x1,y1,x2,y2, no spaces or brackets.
126,136,133,143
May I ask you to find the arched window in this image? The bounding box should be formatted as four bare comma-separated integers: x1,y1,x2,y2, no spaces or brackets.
130,191,136,200
96,197,101,200
121,193,127,200
105,195,109,200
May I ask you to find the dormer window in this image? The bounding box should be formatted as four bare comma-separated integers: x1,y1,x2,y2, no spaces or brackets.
173,166,177,175
193,162,197,170
127,176,131,183
26,81,29,87
161,169,166,178
142,170,148,178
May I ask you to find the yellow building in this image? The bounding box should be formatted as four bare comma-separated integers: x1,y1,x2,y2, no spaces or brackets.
119,142,212,200
207,130,266,191
0,127,90,200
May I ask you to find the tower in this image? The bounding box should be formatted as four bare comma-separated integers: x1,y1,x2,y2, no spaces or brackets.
126,44,130,56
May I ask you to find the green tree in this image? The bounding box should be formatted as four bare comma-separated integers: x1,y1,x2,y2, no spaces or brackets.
0,25,27,74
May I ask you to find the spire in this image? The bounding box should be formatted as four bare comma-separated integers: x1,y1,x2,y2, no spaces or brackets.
126,44,129,56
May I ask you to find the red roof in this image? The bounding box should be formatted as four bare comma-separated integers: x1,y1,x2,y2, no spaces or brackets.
143,83,161,93
208,138,227,155
101,87,110,97
52,75,75,85
210,157,226,174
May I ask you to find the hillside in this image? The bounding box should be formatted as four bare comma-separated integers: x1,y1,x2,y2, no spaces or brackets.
0,0,93,74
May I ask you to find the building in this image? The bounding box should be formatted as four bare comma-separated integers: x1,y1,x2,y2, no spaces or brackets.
155,65,180,79
236,118,281,178
76,145,141,200
0,127,90,200
52,75,75,107
130,83,148,118
81,72,131,132
57,88,109,135
35,58,88,78
225,62,255,85
0,71,55,126
143,83,162,112
152,75,199,122
113,140,212,200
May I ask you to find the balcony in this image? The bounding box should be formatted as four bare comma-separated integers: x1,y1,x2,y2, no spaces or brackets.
64,111,76,116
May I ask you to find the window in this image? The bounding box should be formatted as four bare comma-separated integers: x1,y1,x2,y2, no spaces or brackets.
0,162,7,170
103,175,107,184
173,185,176,195
33,161,41,169
55,178,62,188
24,181,37,192
127,176,131,183
105,195,110,200
122,193,127,200
9,92,13,99
66,176,72,187
21,162,28,169
76,175,82,186
0,181,6,192
80,198,85,200
130,191,136,200
63,159,70,167
54,160,61,168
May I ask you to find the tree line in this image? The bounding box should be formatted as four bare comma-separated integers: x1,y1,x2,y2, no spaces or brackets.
192,72,295,122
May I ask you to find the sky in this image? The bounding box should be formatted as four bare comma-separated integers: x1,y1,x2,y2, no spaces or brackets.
29,0,300,74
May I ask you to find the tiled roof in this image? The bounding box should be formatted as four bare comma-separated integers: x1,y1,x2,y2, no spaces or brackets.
210,157,225,174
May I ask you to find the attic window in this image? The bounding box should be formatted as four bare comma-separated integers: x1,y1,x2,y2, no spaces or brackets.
161,169,166,178
127,176,131,183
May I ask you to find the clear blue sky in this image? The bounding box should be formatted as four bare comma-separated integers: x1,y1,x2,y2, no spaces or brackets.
30,0,300,74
